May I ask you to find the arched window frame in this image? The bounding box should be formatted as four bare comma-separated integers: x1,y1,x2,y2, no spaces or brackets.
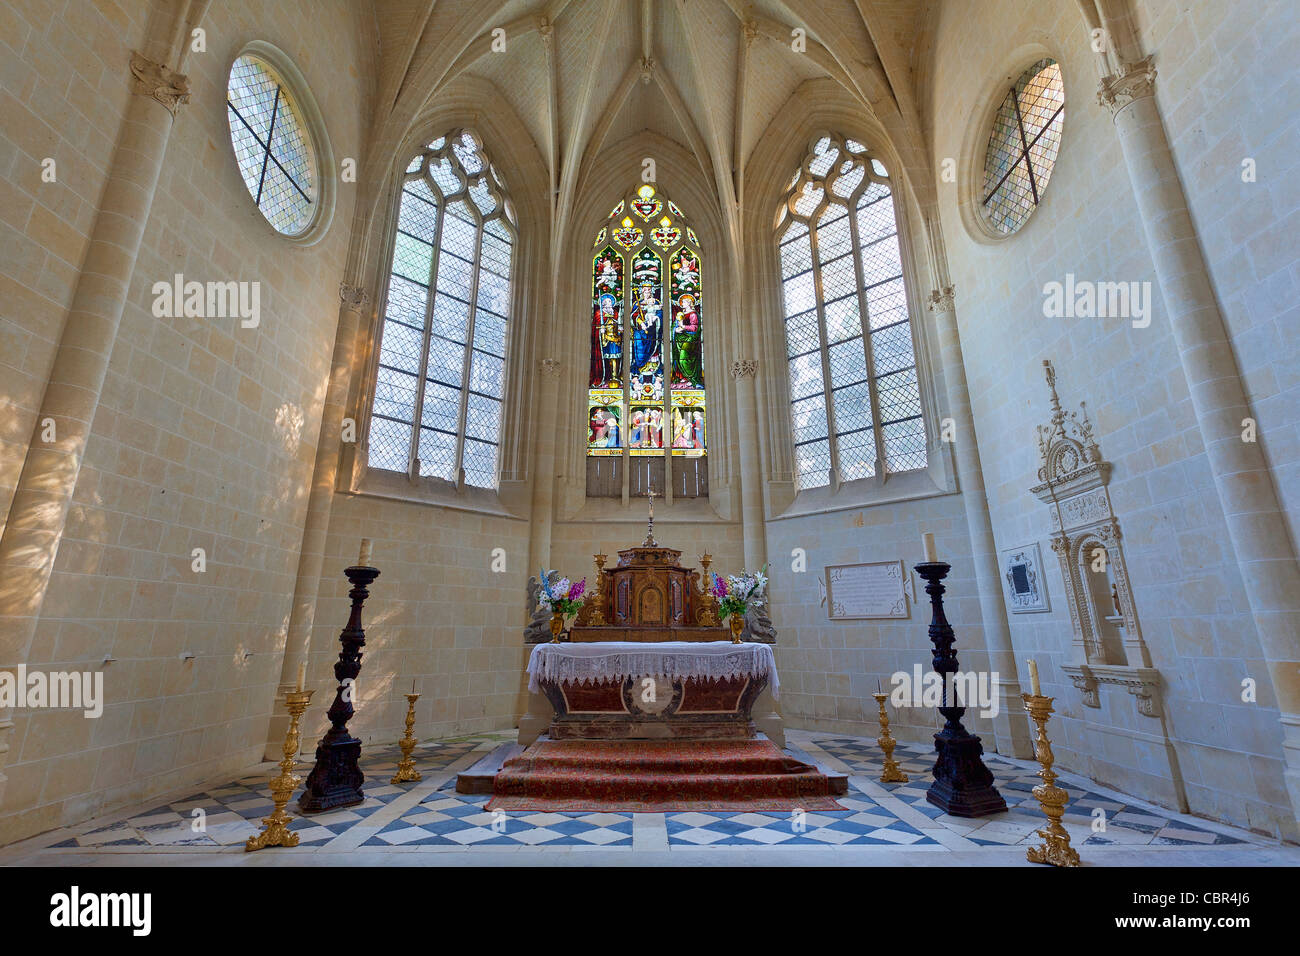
359,129,518,495
774,133,932,494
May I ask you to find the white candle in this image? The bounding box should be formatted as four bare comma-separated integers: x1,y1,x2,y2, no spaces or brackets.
296,661,306,692
1027,658,1041,696
411,678,416,694
921,532,937,563
358,538,372,566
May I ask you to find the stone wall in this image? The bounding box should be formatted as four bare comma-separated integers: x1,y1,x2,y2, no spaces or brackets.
926,0,1292,837
0,0,368,842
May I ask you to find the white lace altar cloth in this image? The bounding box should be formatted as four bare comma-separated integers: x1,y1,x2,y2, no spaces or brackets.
527,641,779,699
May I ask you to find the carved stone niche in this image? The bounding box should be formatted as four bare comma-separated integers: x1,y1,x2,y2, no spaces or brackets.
1030,361,1158,718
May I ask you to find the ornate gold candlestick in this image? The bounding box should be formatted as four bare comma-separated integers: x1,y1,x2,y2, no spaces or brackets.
246,688,314,851
391,693,422,784
1022,693,1080,867
872,692,909,783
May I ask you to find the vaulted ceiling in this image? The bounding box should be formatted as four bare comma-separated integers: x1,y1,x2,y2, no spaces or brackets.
361,0,939,218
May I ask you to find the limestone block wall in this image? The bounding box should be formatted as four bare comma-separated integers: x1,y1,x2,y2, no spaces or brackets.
1132,0,1300,535
763,494,997,746
927,0,1292,837
0,0,368,842
303,494,532,748
0,0,144,538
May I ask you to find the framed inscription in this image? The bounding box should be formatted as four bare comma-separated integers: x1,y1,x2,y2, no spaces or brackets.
1000,542,1049,613
824,561,909,620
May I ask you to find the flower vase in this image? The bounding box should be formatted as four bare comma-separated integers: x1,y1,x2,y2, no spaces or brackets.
549,611,565,643
728,614,745,644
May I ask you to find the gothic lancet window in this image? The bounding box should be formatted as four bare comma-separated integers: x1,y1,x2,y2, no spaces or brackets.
367,131,515,490
776,134,927,491
586,185,706,498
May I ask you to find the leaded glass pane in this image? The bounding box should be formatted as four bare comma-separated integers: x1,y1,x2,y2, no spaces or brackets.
779,232,813,280
791,395,829,444
836,427,876,481
778,132,927,484
425,336,464,388
795,438,831,489
785,310,820,357
418,427,457,480
828,339,868,388
788,352,825,401
370,130,510,486
225,54,317,236
981,59,1065,235
823,295,862,343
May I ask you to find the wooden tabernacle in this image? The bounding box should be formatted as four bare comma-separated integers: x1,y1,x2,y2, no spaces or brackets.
570,542,725,642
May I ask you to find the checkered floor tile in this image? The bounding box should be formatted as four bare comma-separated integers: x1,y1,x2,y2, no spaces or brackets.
665,795,935,847
362,793,633,847
803,736,1246,847
33,730,1253,856
51,739,487,850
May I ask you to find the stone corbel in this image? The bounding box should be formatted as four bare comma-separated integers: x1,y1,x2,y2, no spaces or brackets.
1062,665,1101,708
1097,55,1156,117
339,283,369,311
129,51,191,116
1062,663,1161,717
927,285,955,313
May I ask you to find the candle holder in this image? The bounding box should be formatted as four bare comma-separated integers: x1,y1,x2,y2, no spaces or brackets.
872,692,909,783
299,564,379,813
246,689,313,851
1022,693,1080,867
914,561,1007,817
391,693,422,784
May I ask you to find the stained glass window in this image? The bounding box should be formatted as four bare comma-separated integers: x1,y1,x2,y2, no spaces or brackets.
587,185,706,487
226,54,316,235
777,133,927,490
981,59,1065,235
368,130,515,490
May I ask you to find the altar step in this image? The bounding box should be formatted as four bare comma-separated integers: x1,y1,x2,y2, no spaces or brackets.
466,737,847,811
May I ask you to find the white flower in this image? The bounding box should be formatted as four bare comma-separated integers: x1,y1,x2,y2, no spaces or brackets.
554,577,570,599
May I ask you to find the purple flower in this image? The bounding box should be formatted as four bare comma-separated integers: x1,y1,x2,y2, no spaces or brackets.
569,578,586,600
711,573,728,599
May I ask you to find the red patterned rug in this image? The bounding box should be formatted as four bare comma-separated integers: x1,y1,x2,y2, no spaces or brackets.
486,739,845,811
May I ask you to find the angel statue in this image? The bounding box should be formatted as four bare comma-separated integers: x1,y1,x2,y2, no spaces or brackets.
524,570,565,643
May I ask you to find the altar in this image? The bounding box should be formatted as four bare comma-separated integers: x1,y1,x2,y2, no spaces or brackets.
516,501,785,746
526,640,777,740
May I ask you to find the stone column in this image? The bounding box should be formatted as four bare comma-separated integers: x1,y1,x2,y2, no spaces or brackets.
928,288,1035,758
0,53,190,804
525,358,563,574
1099,58,1300,833
264,283,367,758
730,359,766,570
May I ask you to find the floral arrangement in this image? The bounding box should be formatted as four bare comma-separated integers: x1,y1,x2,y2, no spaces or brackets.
537,570,586,617
711,565,768,621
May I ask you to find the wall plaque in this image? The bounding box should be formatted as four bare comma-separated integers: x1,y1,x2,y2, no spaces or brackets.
824,561,909,620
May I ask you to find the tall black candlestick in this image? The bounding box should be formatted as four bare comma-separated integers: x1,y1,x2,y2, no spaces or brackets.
914,561,1006,817
298,564,379,813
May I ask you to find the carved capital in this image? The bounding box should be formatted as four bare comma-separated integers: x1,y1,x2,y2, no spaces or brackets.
730,359,758,379
743,19,759,45
536,15,553,44
927,284,956,313
338,283,369,310
538,358,562,377
640,56,655,83
130,51,190,116
1097,55,1156,117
